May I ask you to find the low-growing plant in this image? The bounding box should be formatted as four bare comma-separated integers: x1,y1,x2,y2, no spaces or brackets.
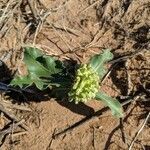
11,47,123,117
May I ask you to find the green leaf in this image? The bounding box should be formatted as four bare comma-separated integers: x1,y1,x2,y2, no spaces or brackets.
10,75,33,88
25,47,43,58
36,56,62,74
95,91,123,118
24,47,62,77
11,47,63,90
10,73,49,90
89,49,113,79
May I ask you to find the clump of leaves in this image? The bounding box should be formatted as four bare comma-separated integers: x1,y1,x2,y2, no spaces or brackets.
11,47,63,90
11,47,123,118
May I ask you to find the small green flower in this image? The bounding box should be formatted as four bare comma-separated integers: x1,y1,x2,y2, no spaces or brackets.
68,64,99,104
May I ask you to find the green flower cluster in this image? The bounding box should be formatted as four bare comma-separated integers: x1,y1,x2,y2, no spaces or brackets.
68,64,99,104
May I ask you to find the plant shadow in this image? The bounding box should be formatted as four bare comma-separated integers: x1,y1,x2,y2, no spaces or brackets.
110,61,128,96
0,60,12,83
0,59,94,117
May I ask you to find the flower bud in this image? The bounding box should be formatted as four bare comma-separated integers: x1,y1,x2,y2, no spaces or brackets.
68,64,99,104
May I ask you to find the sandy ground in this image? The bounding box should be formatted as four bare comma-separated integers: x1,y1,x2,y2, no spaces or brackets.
0,0,150,150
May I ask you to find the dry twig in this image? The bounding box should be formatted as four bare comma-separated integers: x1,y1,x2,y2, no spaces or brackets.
11,131,28,137
0,119,26,146
52,26,73,52
78,0,100,14
0,101,31,112
109,49,145,64
0,104,29,131
27,0,38,20
128,112,150,150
